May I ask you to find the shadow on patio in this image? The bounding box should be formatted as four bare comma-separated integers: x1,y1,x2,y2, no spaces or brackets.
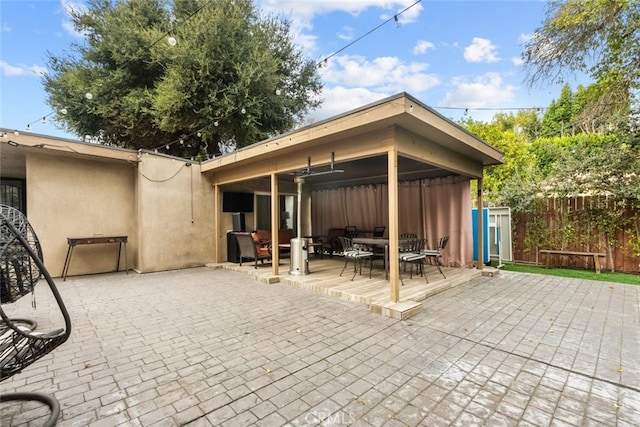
210,256,488,319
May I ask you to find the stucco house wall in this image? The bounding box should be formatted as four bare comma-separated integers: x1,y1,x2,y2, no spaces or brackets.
26,151,137,277
135,152,216,272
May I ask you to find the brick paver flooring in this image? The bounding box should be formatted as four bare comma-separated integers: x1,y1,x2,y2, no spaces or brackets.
1,268,639,426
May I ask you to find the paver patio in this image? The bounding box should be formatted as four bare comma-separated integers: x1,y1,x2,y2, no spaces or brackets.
1,267,639,426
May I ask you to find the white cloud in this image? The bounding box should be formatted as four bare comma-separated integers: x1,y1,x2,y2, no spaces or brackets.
464,37,500,63
310,86,391,120
440,72,517,108
322,54,440,94
30,65,48,76
0,61,47,77
512,56,524,66
413,40,435,55
258,1,423,53
61,0,88,38
338,26,354,41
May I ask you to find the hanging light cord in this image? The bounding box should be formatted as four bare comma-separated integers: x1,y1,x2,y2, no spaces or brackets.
316,0,423,67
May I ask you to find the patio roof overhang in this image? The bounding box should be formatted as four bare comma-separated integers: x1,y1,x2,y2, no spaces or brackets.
0,130,139,179
201,92,504,189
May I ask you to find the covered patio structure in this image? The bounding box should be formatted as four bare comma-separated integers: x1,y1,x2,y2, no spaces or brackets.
202,93,504,314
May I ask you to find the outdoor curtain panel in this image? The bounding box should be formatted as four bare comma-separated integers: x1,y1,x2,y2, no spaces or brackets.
311,175,473,267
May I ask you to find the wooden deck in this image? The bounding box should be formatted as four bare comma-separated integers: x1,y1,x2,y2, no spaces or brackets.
210,256,490,319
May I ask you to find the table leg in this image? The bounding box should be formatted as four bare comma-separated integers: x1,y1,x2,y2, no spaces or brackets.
385,244,389,280
62,245,74,281
116,242,122,272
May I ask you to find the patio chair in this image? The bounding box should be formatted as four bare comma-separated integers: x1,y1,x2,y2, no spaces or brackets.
372,226,386,238
345,226,358,238
423,236,449,279
319,228,345,258
235,232,271,268
1,205,72,427
399,238,427,285
338,236,373,280
400,233,417,239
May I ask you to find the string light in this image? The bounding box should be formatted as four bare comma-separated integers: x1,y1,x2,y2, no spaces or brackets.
316,0,422,68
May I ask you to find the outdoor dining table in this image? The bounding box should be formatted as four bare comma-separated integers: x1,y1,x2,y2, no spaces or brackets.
352,237,410,279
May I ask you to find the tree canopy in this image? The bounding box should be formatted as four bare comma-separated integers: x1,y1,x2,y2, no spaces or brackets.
44,0,323,158
523,0,639,127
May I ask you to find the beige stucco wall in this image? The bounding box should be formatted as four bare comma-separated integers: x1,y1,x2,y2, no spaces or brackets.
135,153,216,272
26,151,137,277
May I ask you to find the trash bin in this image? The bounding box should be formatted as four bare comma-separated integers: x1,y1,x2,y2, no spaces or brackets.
289,237,310,276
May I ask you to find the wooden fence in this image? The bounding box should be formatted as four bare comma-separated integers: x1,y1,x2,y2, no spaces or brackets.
511,196,640,274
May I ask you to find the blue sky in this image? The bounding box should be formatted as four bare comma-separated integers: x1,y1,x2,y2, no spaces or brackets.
0,0,583,140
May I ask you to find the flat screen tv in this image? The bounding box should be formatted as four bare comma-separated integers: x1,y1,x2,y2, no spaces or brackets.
222,192,254,213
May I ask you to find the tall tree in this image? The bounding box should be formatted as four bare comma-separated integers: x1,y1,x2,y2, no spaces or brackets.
540,83,575,137
523,0,639,127
44,0,322,158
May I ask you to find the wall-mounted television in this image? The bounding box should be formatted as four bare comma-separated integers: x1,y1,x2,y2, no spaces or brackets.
222,192,254,213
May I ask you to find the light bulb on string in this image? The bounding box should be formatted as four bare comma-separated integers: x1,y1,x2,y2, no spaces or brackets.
60,108,67,115
85,92,93,100
166,145,170,149
167,36,177,46
179,138,184,145
275,89,281,96
214,121,219,127
25,124,30,131
41,117,47,124
240,107,246,114
196,132,202,137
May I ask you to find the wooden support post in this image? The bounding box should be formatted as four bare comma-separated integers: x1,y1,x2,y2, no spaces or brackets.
388,149,400,303
477,177,484,271
214,185,222,263
271,174,279,275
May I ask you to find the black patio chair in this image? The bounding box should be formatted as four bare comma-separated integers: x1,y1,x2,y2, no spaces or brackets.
423,236,449,279
399,238,427,285
372,226,386,238
338,236,373,280
1,205,72,427
345,226,358,238
234,232,271,268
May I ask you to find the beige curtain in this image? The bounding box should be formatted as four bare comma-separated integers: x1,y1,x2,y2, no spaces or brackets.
311,175,473,267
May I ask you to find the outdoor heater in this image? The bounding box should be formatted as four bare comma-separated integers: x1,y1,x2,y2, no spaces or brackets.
289,152,343,276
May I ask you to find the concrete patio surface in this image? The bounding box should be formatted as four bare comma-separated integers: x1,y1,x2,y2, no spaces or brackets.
1,267,639,426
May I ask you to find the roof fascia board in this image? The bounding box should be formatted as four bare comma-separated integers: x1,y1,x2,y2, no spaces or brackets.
396,127,483,178
402,94,505,164
1,131,139,163
201,97,407,173
210,128,396,186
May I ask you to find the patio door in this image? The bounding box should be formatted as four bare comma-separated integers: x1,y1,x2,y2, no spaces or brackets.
255,193,296,232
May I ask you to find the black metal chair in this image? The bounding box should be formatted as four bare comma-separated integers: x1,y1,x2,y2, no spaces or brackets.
1,205,72,427
234,232,271,268
423,236,449,279
338,236,373,280
372,226,386,238
345,226,358,238
399,238,427,285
